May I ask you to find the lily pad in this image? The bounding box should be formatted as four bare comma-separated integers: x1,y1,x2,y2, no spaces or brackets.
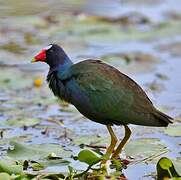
80,12,151,26
125,138,167,160
75,21,181,43
0,42,26,54
73,134,107,146
173,158,181,175
0,68,33,90
157,41,181,57
7,141,71,161
101,51,159,73
164,126,181,137
0,160,23,175
0,173,11,180
5,118,41,127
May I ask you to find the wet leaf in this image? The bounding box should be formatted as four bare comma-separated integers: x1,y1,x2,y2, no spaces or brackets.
0,69,32,90
78,149,101,165
155,73,168,80
157,42,181,57
0,173,11,180
173,158,181,175
31,161,44,171
33,173,65,180
73,135,107,146
157,157,180,180
6,118,40,127
164,126,181,137
146,81,165,92
79,12,151,26
76,21,181,43
0,160,23,175
7,141,47,160
101,51,159,73
24,32,40,45
0,42,26,54
41,159,70,168
7,141,71,161
159,157,173,170
125,138,167,160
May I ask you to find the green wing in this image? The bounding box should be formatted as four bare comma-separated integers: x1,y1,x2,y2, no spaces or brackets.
69,60,155,125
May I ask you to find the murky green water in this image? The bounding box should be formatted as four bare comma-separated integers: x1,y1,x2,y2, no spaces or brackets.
0,0,181,179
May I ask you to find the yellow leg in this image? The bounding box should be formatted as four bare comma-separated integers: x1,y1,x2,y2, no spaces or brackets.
111,125,131,159
105,125,118,158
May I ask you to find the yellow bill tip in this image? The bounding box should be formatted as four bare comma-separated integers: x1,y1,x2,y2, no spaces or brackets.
31,58,36,63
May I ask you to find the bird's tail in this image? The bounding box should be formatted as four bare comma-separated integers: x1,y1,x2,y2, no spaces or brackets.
153,110,173,127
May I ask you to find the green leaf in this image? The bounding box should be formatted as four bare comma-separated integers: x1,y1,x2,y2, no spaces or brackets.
157,157,181,180
0,161,23,175
40,159,70,168
7,141,49,160
6,118,40,127
159,157,173,170
73,134,107,146
78,149,101,166
7,141,71,161
125,138,167,160
164,126,181,137
0,173,11,180
30,161,44,171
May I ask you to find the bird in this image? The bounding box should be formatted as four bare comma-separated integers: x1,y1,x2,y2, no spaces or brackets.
32,44,173,159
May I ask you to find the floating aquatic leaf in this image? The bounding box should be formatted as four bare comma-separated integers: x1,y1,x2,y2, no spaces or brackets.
164,126,181,137
0,42,26,54
30,161,44,171
125,138,167,160
76,21,181,43
0,69,33,90
73,134,107,146
170,158,181,176
101,51,160,73
5,118,40,127
41,159,70,168
7,141,71,161
0,173,11,180
0,160,23,175
79,12,150,26
157,41,181,57
31,172,65,180
146,80,165,92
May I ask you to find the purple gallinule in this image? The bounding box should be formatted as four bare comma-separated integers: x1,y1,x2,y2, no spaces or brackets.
32,44,173,159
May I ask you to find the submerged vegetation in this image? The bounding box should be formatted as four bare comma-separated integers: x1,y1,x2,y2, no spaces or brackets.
0,0,181,179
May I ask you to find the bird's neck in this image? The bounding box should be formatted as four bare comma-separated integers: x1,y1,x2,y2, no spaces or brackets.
58,57,73,72
49,56,73,73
